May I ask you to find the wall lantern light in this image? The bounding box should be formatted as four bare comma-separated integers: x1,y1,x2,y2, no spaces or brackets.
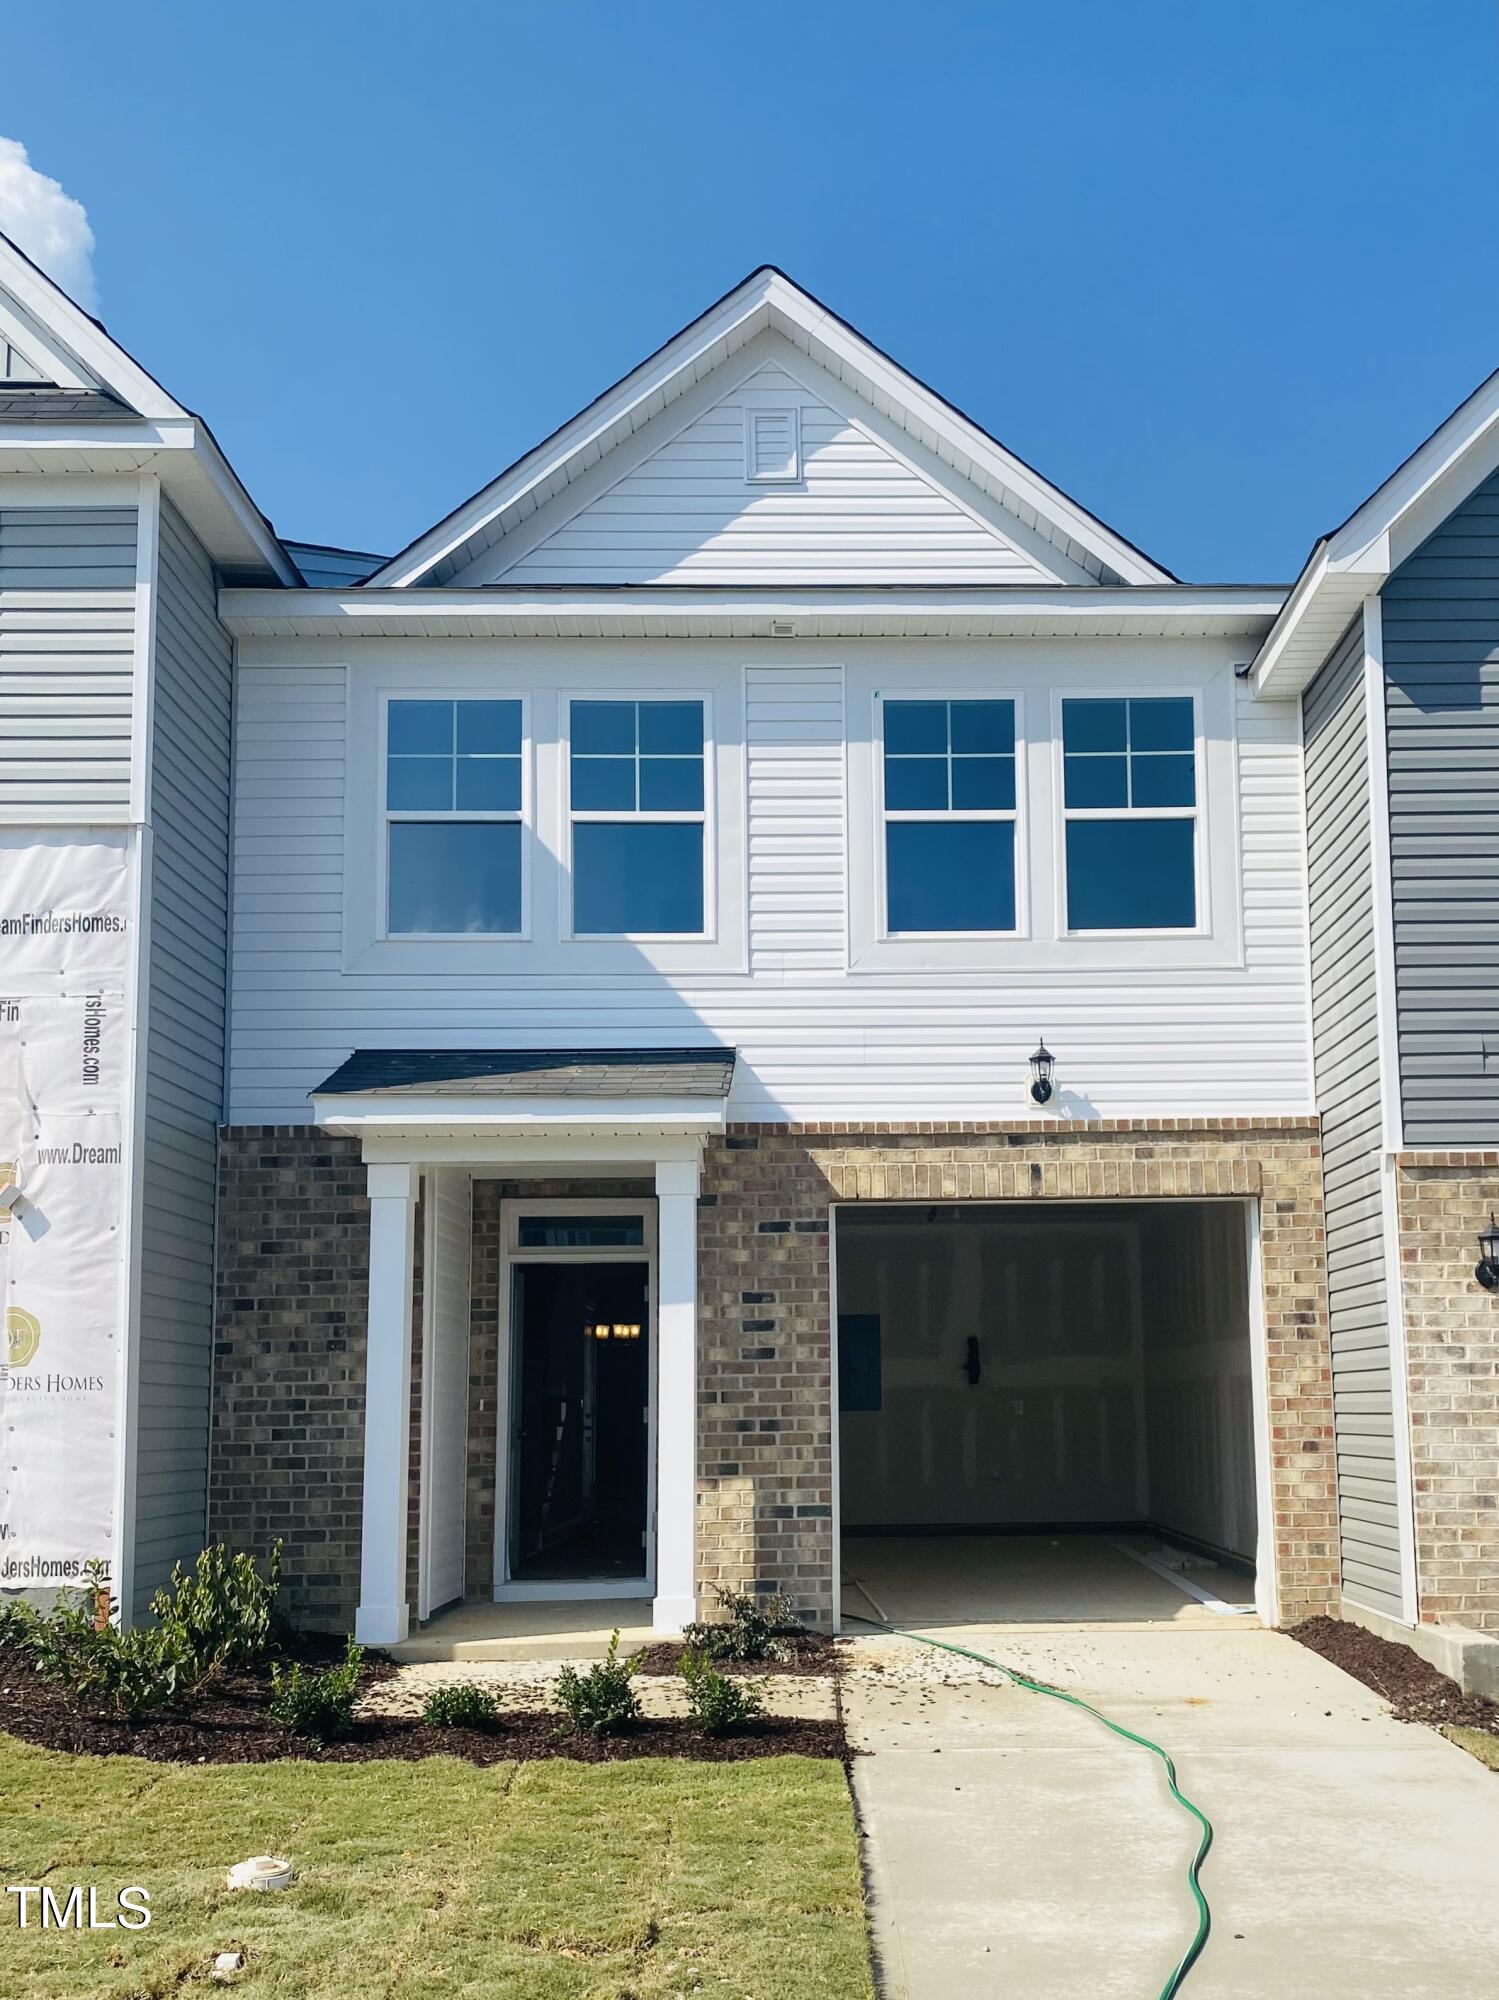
1476,1215,1499,1292
1028,1040,1056,1106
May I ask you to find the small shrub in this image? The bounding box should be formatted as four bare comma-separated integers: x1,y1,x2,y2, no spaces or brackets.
150,1541,282,1673
423,1681,503,1731
269,1637,363,1744
30,1593,193,1721
681,1586,802,1664
680,1649,765,1736
555,1631,642,1736
0,1598,37,1654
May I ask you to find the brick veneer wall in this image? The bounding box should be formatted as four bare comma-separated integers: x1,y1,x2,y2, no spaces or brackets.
213,1119,1337,1634
698,1119,1338,1629
1395,1153,1499,1632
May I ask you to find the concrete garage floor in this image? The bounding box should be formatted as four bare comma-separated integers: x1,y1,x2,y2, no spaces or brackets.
841,1540,1499,1999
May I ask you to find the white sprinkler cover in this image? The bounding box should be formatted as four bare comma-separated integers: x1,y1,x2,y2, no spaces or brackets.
226,1857,294,1891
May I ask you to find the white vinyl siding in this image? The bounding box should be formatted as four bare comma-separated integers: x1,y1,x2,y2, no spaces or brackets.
132,498,233,1615
228,642,1310,1125
0,506,137,820
1303,619,1405,1621
495,359,1061,587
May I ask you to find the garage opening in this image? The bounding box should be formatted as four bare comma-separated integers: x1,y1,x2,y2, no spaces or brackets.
834,1201,1263,1627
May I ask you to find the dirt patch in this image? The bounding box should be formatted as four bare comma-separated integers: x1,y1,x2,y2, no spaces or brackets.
634,1631,837,1678
1286,1616,1499,1737
0,1648,847,1766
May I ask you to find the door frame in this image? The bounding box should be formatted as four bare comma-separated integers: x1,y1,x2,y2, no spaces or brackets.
492,1196,658,1602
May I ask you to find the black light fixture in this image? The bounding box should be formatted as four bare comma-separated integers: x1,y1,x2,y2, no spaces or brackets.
1476,1214,1499,1292
1028,1039,1055,1106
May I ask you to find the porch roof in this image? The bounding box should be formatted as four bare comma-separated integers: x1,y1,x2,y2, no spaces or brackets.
313,1047,735,1098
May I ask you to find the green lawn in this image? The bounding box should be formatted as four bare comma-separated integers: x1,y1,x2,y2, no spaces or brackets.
0,1737,873,1999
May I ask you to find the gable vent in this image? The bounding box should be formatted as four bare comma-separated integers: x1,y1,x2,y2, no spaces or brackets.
2,339,49,384
744,406,800,483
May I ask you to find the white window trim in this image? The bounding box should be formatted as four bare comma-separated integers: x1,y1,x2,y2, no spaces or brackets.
376,691,533,942
1053,688,1209,940
743,404,800,483
560,692,717,945
874,690,1028,942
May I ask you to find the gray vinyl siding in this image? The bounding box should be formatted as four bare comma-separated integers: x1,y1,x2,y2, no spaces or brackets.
131,498,232,1615
0,507,137,817
1304,619,1405,1619
1382,465,1499,1145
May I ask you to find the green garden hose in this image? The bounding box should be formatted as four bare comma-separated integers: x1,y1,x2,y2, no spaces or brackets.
842,1606,1213,2000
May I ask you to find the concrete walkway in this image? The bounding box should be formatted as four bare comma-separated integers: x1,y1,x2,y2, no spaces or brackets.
844,1621,1499,1999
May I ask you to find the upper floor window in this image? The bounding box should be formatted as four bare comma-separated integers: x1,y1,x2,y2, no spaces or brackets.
1061,696,1196,931
568,698,706,935
881,697,1017,933
385,697,523,934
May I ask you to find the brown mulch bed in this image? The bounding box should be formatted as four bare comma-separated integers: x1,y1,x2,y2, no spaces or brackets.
1286,1616,1499,1736
634,1631,837,1678
0,1648,847,1766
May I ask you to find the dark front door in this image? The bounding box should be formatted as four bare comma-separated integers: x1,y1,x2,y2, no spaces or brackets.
510,1260,649,1582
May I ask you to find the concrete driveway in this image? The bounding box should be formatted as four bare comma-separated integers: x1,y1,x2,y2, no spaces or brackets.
843,1619,1499,1998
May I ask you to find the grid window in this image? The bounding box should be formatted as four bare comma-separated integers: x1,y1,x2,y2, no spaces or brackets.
385,698,524,934
1061,697,1196,930
882,698,1017,933
569,699,706,935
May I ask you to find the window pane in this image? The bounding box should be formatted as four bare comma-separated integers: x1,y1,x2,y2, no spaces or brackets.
571,700,636,755
387,757,453,810
883,701,948,755
884,757,949,810
457,700,521,755
886,820,1015,933
388,821,521,933
638,700,703,754
1064,753,1128,808
951,755,1015,810
1062,699,1127,753
456,755,522,812
1129,697,1194,752
388,699,452,755
517,1215,645,1247
571,757,636,810
639,756,704,812
1066,818,1195,930
950,700,1014,754
574,821,704,933
1130,752,1195,809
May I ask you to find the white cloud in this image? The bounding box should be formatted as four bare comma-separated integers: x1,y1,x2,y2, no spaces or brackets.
0,136,98,312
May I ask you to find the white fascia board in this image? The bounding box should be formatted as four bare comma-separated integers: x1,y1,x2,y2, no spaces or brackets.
312,1092,728,1134
1254,363,1499,699
0,240,185,422
221,583,1284,641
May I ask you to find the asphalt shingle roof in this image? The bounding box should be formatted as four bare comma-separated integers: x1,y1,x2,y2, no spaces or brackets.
312,1047,736,1099
0,388,132,421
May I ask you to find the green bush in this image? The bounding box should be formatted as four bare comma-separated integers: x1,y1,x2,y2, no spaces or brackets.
422,1681,503,1730
680,1648,765,1736
555,1631,642,1736
150,1541,282,1672
269,1638,364,1744
30,1589,194,1721
682,1586,802,1664
0,1598,37,1653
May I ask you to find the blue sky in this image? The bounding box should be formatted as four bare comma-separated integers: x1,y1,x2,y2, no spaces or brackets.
4,1,1498,580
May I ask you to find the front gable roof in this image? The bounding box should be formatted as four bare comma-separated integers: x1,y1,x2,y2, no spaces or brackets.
370,267,1174,590
1254,360,1499,696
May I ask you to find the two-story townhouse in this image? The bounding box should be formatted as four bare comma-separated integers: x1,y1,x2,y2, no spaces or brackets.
25,243,1483,1656
1254,373,1499,1673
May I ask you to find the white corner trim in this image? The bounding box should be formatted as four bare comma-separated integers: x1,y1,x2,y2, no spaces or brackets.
128,474,161,826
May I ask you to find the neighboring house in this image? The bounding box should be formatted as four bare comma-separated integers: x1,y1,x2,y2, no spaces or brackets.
0,240,1493,1666
1255,383,1499,1641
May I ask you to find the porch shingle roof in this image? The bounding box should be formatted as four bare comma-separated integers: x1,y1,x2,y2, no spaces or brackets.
312,1047,736,1099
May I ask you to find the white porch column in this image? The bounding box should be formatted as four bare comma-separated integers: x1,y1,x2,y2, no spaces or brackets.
355,1161,418,1645
653,1157,700,1633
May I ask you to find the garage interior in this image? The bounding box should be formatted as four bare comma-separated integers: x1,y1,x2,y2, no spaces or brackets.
835,1201,1261,1627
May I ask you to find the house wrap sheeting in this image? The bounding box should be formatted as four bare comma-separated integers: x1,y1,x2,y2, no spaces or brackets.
0,830,129,1595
